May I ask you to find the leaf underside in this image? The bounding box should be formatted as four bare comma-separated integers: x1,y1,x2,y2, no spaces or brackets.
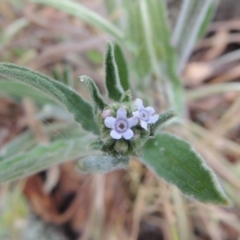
77,154,129,173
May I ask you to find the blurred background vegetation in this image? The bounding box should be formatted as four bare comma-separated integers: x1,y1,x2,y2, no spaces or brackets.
1,0,240,239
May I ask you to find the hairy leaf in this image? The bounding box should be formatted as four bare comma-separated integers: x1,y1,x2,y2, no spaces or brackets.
0,131,36,161
80,75,107,112
0,79,54,104
0,136,92,184
105,42,124,101
0,124,84,161
114,44,130,91
142,132,230,205
150,110,177,135
0,63,99,134
77,154,129,173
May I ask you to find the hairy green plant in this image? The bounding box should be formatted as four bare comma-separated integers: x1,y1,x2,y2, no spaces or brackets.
0,0,230,205
0,41,229,205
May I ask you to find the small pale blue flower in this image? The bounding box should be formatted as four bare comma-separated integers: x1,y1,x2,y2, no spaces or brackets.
104,107,138,140
133,98,159,130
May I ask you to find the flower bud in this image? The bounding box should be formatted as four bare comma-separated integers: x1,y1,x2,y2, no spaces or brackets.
101,109,112,119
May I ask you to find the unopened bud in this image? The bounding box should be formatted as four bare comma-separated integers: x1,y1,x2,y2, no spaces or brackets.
102,110,112,119
114,140,129,154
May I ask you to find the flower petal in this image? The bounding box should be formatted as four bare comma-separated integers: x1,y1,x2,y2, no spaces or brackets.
145,106,155,115
140,120,148,130
110,130,122,139
135,98,144,110
128,117,138,127
104,117,116,128
132,111,140,118
123,129,134,140
117,107,127,119
148,114,159,124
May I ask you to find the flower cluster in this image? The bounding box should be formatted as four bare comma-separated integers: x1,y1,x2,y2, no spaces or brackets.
104,98,159,140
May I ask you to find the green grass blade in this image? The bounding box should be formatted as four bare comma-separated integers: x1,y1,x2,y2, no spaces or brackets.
30,0,124,41
142,132,230,205
198,2,216,39
0,63,99,134
173,0,215,72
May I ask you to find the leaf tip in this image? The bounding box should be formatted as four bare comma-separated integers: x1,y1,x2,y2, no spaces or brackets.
79,76,84,82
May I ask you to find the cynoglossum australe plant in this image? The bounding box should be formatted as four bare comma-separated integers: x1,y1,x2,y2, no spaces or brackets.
30,0,218,116
0,42,230,205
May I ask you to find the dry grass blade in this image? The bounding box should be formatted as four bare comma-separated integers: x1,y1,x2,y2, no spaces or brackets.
28,36,106,70
185,120,240,157
211,93,240,135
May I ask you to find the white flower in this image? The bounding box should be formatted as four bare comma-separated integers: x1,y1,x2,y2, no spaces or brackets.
104,107,138,140
133,98,159,130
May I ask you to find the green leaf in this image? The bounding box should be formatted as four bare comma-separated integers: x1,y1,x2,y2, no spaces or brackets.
150,110,177,135
0,63,99,134
142,132,230,205
147,0,185,115
114,44,130,91
123,0,185,115
0,131,36,161
0,123,83,161
123,0,150,79
77,154,129,173
120,89,132,103
30,0,124,41
0,136,92,184
198,2,216,39
0,79,54,105
105,42,124,101
80,75,107,112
